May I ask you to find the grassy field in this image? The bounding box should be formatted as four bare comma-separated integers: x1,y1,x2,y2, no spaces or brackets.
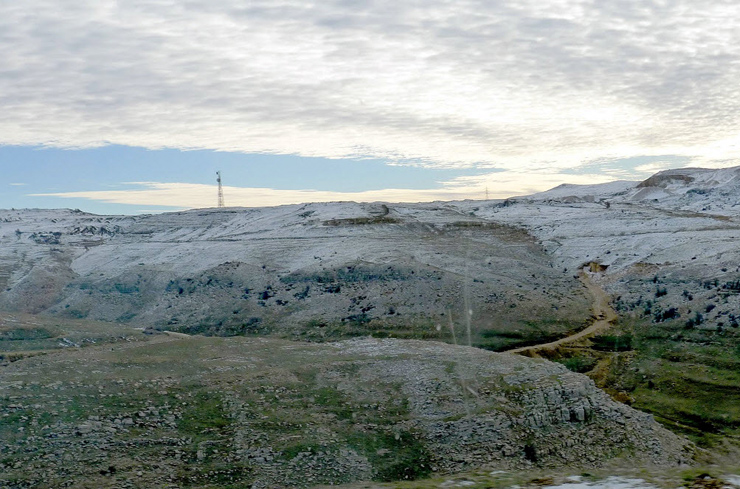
0,332,430,487
549,315,740,454
1,312,699,488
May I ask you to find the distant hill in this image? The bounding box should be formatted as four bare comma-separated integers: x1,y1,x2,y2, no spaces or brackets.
0,202,589,351
527,165,740,215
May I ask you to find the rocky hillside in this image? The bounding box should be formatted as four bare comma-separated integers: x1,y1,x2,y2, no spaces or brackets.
0,334,693,488
0,202,589,350
460,165,740,337
3,166,737,348
3,164,740,487
454,165,740,448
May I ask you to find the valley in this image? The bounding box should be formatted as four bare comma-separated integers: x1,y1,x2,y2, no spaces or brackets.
2,166,740,488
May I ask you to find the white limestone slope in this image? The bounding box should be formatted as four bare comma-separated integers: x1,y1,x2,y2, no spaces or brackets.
0,201,588,338
1,164,739,332
525,166,740,214
456,165,740,275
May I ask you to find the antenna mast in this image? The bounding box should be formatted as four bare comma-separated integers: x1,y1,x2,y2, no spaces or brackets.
216,171,225,208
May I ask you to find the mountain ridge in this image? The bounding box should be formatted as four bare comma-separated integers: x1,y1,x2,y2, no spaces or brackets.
2,164,740,486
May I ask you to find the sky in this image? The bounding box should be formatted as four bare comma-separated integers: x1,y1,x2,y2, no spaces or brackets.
1,0,739,214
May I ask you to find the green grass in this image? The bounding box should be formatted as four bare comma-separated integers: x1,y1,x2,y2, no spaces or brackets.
474,318,582,351
590,334,633,352
555,355,599,373
0,312,145,354
312,386,355,420
3,309,738,486
347,430,432,482
178,391,233,436
584,315,740,447
0,326,56,341
287,316,447,343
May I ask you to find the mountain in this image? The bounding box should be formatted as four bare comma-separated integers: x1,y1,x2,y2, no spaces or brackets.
0,202,590,350
455,165,740,457
527,165,740,214
2,165,740,486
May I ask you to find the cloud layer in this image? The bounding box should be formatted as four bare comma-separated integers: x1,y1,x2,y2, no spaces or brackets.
3,0,740,173
32,170,618,210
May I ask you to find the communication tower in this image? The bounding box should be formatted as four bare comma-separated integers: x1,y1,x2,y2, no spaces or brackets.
216,171,225,208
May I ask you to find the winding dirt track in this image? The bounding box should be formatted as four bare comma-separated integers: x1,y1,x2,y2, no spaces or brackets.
506,270,617,355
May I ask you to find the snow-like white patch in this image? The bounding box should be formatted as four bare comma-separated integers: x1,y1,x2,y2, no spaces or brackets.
544,477,656,489
451,165,740,273
724,475,740,487
528,181,637,200
630,186,671,201
2,165,740,332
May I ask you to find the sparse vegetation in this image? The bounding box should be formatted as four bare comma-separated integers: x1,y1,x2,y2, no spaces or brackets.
578,314,740,447
323,216,400,226
0,322,692,487
476,319,579,351
4,189,740,486
555,354,599,373
590,334,633,352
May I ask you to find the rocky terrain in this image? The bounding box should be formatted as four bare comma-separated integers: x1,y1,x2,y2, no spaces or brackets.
0,333,693,488
0,201,590,350
454,166,740,448
2,165,740,487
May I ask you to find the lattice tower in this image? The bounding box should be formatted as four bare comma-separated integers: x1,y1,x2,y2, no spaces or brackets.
216,171,225,208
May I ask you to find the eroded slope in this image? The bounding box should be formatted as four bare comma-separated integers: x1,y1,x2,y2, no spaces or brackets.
0,203,589,349
0,335,693,488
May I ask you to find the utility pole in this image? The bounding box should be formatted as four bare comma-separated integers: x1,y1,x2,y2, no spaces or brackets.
216,171,225,208
485,187,489,200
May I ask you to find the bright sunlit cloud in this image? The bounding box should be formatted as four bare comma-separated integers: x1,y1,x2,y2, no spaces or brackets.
31,171,617,210
2,0,740,176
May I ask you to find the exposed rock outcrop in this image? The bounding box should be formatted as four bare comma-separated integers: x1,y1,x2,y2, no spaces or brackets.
0,205,589,349
0,337,694,488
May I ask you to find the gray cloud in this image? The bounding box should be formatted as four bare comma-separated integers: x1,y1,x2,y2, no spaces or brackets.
1,0,739,171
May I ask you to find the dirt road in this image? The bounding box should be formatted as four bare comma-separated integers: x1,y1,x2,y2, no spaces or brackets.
506,269,617,355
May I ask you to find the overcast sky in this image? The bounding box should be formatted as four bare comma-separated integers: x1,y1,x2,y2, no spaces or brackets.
2,0,739,213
